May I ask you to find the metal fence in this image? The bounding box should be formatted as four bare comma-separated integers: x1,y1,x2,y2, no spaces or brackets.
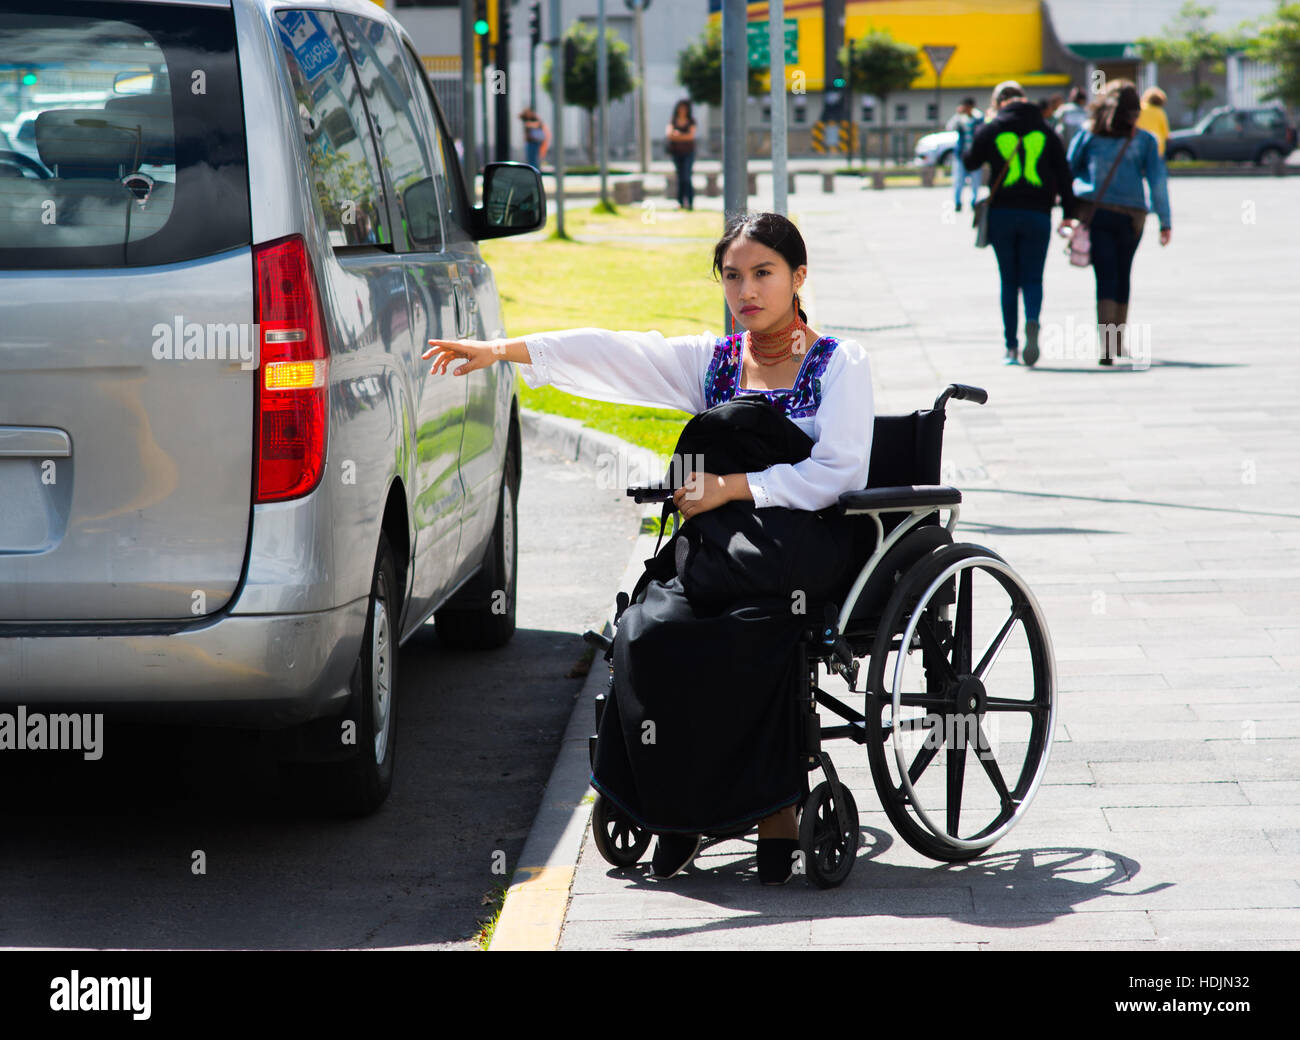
421,54,464,140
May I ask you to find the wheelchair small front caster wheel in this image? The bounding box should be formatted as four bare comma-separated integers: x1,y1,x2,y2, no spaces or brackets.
799,781,859,888
591,793,652,868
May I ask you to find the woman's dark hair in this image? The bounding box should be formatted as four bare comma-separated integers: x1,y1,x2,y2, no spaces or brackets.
672,99,694,126
1090,80,1141,137
712,212,808,322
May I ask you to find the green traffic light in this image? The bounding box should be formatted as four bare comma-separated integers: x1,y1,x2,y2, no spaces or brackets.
22,72,37,85
473,18,489,34
832,77,845,88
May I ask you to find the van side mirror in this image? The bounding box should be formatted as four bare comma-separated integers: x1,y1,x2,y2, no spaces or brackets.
473,161,546,240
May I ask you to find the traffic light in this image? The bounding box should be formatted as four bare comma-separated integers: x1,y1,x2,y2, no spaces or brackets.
529,2,541,48
473,0,489,37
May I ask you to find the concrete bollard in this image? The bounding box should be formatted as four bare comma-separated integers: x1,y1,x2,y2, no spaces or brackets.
664,173,677,199
747,171,757,195
705,172,721,196
822,172,835,193
787,171,798,194
920,166,935,187
871,170,886,189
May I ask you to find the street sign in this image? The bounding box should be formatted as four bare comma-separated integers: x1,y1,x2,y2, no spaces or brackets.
747,20,797,68
922,44,956,78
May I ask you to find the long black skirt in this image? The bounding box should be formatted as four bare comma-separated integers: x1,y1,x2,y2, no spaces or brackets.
590,574,813,835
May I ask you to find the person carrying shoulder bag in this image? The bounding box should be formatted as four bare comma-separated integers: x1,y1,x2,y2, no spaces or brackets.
963,80,1078,367
1063,80,1172,366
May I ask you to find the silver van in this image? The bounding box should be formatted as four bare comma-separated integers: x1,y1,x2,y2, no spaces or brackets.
0,0,544,812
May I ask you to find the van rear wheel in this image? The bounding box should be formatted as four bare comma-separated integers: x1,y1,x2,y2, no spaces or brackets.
283,534,398,817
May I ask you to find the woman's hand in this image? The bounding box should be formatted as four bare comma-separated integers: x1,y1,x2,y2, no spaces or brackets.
1159,228,1172,246
423,338,505,376
674,472,748,519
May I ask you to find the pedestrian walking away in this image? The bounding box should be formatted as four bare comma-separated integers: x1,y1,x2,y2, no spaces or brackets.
422,213,875,886
666,99,697,211
946,96,983,212
1063,80,1172,366
1053,85,1089,150
1136,87,1171,157
963,80,1078,366
520,108,550,170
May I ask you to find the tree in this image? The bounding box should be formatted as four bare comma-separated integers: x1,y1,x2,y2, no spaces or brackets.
842,29,923,164
542,22,635,165
676,22,765,108
1136,2,1240,122
1243,2,1300,111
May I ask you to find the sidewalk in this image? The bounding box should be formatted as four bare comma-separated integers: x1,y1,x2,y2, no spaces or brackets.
496,176,1300,950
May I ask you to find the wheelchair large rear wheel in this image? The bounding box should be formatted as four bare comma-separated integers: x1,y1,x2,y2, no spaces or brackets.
864,543,1056,862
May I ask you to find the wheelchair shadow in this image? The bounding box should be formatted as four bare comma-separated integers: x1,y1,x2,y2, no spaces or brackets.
599,835,1172,944
1031,359,1243,372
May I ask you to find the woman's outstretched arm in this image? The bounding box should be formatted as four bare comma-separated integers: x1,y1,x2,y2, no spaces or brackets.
423,337,531,375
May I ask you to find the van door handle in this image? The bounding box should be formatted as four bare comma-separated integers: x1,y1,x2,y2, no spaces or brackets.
0,426,72,457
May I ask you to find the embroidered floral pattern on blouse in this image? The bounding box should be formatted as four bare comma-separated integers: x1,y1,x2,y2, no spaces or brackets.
703,332,837,418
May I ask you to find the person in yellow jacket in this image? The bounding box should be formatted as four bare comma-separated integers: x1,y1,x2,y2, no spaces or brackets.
1137,87,1171,156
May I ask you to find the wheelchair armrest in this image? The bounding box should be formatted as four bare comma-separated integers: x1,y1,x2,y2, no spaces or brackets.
837,485,962,515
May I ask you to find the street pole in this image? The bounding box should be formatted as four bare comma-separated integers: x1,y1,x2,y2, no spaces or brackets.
769,0,787,216
598,0,609,205
549,0,565,236
635,5,649,175
460,0,477,203
479,30,489,171
722,0,747,333
846,37,854,170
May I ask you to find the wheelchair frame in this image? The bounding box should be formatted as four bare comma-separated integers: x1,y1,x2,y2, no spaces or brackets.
585,383,1058,887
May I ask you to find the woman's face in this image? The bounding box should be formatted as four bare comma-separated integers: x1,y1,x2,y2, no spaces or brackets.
721,236,806,336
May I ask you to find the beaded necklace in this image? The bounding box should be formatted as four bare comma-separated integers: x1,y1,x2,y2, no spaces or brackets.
745,310,811,366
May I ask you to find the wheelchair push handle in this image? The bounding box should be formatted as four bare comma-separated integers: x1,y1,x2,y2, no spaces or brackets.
934,383,988,411
626,483,676,504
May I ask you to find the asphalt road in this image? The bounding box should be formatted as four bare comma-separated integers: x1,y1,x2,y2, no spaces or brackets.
0,432,643,950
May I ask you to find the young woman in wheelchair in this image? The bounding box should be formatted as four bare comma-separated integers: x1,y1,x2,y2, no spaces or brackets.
424,212,875,885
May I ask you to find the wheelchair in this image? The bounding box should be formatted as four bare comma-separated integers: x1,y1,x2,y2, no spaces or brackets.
582,383,1057,887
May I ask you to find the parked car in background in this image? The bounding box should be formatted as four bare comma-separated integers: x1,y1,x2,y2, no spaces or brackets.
914,129,958,170
0,0,545,815
1165,104,1297,164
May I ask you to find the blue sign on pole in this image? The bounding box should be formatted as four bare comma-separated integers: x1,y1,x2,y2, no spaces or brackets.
277,10,339,82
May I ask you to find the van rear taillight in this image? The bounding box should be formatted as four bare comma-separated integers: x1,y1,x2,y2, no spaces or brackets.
253,235,328,502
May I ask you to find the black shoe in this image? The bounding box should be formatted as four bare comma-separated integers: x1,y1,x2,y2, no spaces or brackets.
1023,321,1040,366
955,204,962,212
757,838,801,885
650,833,701,880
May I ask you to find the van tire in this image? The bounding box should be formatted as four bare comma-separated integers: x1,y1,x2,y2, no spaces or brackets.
284,534,398,817
433,447,518,651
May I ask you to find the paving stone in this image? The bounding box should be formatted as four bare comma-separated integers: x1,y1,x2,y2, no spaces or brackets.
1147,908,1300,944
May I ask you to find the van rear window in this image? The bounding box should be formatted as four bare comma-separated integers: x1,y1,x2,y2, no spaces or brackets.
0,1,250,269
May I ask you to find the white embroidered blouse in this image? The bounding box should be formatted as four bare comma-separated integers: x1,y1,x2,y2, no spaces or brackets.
518,327,874,511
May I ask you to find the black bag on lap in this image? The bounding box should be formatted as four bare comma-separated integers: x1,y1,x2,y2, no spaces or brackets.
627,396,862,613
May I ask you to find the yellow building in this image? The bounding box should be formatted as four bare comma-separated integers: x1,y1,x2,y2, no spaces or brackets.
708,0,1081,156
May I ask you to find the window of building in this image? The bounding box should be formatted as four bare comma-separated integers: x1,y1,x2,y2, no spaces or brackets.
894,102,908,122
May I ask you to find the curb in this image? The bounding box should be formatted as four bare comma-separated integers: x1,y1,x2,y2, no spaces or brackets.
488,410,669,951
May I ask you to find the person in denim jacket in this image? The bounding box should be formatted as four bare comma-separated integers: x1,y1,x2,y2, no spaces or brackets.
1065,80,1172,365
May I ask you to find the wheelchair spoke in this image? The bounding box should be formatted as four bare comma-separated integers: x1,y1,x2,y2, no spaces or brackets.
946,739,967,836
898,694,951,709
973,605,1023,680
915,614,959,686
975,722,1014,808
984,697,1051,713
954,568,973,675
907,727,943,785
